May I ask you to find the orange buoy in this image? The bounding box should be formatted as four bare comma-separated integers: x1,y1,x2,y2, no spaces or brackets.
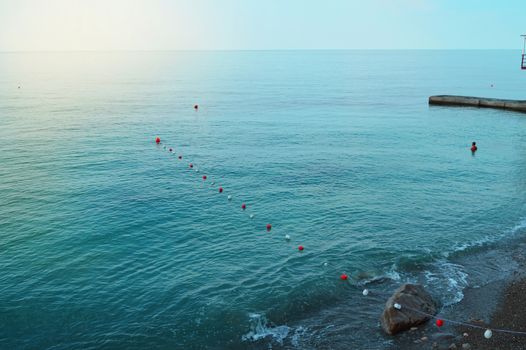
340,274,348,280
202,175,207,180
219,187,223,193
266,224,272,232
298,245,304,251
241,203,246,210
436,319,444,327
189,163,193,168
155,137,161,143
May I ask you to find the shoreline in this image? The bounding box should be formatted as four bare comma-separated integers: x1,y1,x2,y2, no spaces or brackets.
387,235,526,350
455,278,526,349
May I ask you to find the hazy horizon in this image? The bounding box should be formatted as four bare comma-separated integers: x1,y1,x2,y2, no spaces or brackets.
1,0,525,51
1,48,524,53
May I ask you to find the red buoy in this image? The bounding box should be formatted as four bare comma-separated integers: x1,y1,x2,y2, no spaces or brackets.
189,163,193,168
241,203,246,210
340,273,348,280
155,137,161,143
194,104,199,110
266,224,272,232
202,175,207,180
178,155,182,159
436,319,444,327
298,245,304,251
219,187,223,193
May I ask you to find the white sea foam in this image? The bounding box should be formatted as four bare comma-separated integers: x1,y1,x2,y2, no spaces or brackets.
423,261,468,305
241,313,290,345
510,216,526,235
384,268,402,282
290,326,307,348
449,216,526,256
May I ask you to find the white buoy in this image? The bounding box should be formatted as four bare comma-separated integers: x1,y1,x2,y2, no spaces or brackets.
484,329,492,339
227,195,232,201
250,214,255,219
393,303,402,310
285,234,290,240
362,289,369,296
323,262,328,267
196,169,199,173
211,182,215,185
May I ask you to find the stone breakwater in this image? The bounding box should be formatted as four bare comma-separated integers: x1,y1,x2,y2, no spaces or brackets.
429,95,526,113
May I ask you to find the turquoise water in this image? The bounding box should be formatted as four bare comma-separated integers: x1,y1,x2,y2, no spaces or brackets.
1,50,526,349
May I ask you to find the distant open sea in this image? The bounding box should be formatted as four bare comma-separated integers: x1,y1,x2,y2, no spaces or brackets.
2,50,526,349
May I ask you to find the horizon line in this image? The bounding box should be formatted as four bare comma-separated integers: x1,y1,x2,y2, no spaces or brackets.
0,48,521,53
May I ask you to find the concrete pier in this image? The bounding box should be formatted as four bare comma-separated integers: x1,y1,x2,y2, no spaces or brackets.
429,95,526,113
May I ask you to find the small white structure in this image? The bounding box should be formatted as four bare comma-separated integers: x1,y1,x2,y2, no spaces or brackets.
521,35,526,69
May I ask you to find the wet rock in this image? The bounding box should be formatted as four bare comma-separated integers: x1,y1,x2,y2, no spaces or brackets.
462,333,468,338
421,336,429,341
410,327,418,332
461,344,471,350
380,284,437,335
448,344,457,350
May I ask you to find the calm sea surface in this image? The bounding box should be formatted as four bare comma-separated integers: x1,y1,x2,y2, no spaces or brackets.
2,50,526,349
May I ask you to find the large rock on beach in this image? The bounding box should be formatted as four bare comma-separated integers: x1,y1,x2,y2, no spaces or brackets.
380,283,437,335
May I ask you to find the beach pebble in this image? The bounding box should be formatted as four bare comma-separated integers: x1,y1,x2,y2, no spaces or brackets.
410,327,418,332
448,344,457,350
362,289,369,296
421,336,428,341
462,333,468,338
461,344,471,350
469,318,484,324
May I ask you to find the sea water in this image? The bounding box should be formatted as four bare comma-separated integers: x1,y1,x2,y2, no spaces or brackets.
1,50,526,349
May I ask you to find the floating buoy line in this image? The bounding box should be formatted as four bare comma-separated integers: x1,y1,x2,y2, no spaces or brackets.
153,134,526,341
154,135,303,252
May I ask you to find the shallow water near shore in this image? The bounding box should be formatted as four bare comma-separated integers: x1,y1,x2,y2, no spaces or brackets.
2,50,526,349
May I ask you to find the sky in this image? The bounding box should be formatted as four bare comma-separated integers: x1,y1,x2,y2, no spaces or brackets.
0,0,524,51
